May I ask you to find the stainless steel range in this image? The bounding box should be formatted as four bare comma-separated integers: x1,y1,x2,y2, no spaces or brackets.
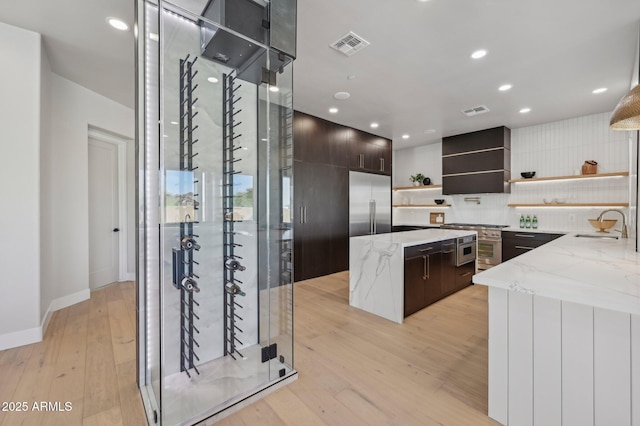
441,223,508,271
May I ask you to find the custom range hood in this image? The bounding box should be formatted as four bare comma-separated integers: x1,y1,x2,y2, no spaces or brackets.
200,0,296,85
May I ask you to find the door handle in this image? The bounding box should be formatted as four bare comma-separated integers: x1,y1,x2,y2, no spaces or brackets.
113,228,120,232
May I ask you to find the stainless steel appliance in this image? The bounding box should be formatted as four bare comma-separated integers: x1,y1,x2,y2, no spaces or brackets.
456,234,477,266
441,223,507,270
349,171,391,236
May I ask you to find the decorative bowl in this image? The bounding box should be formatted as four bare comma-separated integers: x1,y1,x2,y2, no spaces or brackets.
434,199,445,205
521,171,536,179
588,219,617,233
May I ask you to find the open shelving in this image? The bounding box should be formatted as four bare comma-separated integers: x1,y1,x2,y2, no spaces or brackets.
393,184,442,191
508,171,629,183
508,203,629,208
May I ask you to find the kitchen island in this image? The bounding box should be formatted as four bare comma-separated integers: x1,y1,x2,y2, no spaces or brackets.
473,233,640,426
349,229,476,324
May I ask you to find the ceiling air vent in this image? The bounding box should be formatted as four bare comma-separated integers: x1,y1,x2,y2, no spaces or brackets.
330,31,370,57
462,105,490,116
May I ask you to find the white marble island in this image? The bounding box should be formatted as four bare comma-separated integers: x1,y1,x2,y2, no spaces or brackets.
473,234,640,426
349,229,476,324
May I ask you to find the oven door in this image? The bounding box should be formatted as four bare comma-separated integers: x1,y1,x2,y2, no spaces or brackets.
477,239,502,270
456,242,476,266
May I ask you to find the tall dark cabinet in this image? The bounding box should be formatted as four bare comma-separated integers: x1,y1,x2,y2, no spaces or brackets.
293,111,391,281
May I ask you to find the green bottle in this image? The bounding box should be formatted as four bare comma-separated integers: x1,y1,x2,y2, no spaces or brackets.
532,215,538,229
519,215,525,228
525,215,531,228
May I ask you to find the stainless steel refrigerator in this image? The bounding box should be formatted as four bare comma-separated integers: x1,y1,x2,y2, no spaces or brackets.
349,171,391,236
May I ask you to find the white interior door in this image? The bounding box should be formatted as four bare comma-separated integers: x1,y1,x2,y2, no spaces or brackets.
89,138,119,289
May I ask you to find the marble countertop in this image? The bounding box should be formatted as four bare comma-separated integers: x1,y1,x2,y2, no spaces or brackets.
350,229,476,247
473,233,640,315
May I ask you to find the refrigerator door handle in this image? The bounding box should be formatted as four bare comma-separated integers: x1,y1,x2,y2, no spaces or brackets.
372,200,377,234
369,200,374,234
300,206,304,224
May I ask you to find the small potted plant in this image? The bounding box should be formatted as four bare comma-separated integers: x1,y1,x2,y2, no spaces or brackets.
410,173,425,186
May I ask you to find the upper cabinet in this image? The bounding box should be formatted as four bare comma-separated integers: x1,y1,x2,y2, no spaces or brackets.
442,126,511,194
349,130,392,175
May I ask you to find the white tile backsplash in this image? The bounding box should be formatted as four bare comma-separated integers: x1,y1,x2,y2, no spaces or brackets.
393,112,636,234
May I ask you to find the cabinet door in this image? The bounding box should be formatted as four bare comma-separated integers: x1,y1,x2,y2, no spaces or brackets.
404,256,425,317
329,166,349,273
454,262,475,289
424,252,442,305
440,240,457,295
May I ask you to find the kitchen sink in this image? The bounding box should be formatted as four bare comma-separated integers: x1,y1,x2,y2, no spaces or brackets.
574,234,619,240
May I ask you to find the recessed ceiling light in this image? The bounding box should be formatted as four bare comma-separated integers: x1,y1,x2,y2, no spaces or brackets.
107,17,129,31
347,74,356,80
261,138,268,141
170,121,178,125
471,49,487,59
519,108,531,114
402,134,410,139
418,0,430,2
592,87,607,94
269,86,279,92
370,122,379,129
329,107,338,114
498,84,512,91
424,129,436,134
334,91,351,100
207,77,219,83
149,33,159,41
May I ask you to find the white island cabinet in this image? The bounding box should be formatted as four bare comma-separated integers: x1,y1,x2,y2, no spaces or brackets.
473,234,640,426
349,229,476,324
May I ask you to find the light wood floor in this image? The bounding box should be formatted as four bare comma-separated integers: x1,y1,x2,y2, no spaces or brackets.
0,273,497,425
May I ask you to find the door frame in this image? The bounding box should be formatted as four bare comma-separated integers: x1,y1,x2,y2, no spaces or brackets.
88,127,133,282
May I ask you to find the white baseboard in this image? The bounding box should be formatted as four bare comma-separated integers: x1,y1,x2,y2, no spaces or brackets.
41,289,91,335
0,326,42,351
0,289,90,351
124,272,136,282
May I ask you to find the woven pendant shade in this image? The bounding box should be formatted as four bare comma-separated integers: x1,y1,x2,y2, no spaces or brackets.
610,84,640,130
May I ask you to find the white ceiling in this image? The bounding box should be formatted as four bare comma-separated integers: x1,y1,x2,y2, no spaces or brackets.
1,0,639,150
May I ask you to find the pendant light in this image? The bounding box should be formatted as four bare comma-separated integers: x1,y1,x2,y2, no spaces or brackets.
610,84,640,130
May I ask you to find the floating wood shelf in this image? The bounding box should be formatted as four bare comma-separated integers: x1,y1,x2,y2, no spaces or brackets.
508,203,629,207
393,184,443,191
508,171,629,183
393,204,451,208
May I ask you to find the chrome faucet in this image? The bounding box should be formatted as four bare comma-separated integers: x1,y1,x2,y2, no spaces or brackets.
597,209,628,238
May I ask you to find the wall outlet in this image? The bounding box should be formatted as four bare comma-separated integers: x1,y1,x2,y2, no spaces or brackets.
568,214,576,222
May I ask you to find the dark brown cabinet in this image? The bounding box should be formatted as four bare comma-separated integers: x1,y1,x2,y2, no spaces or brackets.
404,239,470,317
349,130,392,175
442,126,511,195
502,231,564,262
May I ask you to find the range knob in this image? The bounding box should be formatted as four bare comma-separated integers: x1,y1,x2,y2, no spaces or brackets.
225,258,246,271
181,237,200,251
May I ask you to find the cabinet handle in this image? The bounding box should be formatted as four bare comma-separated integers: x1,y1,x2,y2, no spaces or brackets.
442,250,455,254
461,272,472,277
422,255,427,280
300,206,304,224
419,247,433,252
304,206,308,224
514,234,536,238
515,245,535,250
380,158,384,171
358,153,364,168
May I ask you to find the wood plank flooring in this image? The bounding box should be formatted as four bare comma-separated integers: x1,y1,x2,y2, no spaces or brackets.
0,273,496,425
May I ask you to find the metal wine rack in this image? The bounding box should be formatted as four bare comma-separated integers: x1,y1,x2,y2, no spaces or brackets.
222,71,246,360
172,55,201,377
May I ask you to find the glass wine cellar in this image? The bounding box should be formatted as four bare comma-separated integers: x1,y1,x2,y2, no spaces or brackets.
135,0,296,424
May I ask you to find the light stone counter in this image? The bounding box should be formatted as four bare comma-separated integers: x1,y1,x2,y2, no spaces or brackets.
473,233,640,315
473,234,640,425
349,229,476,324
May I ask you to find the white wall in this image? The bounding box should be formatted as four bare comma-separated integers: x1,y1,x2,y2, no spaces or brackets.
40,36,53,325
46,74,134,302
0,23,42,342
393,112,632,232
